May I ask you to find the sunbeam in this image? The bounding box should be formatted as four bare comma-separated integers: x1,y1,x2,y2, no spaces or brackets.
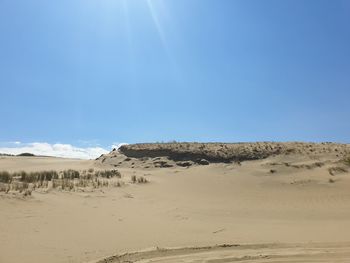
146,0,168,48
144,0,183,83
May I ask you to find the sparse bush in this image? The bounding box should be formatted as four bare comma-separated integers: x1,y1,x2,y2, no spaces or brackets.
329,178,335,183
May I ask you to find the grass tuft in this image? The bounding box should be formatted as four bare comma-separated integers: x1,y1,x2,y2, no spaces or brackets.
131,175,137,183
0,171,12,183
137,176,148,184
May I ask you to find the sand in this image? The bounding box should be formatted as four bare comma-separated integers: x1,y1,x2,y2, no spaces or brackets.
1,142,350,262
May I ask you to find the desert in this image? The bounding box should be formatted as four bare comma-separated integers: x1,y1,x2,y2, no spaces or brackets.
2,0,350,262
1,142,350,262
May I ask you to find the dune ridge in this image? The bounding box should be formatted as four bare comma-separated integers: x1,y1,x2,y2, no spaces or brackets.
117,142,350,161
98,142,350,170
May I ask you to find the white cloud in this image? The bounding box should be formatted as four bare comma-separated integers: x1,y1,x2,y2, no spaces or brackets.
0,142,109,159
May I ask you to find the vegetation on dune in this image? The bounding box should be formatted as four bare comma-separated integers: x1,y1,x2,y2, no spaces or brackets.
95,169,121,178
62,169,80,180
0,168,126,195
117,142,350,163
131,175,148,184
19,170,59,182
131,175,137,183
137,176,148,184
0,171,12,183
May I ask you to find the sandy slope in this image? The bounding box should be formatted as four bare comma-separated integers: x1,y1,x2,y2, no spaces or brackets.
1,143,350,262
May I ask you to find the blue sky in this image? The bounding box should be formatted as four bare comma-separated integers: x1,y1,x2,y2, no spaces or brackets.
1,0,350,156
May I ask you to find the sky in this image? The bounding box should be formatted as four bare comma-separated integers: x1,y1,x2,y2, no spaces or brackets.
0,0,350,158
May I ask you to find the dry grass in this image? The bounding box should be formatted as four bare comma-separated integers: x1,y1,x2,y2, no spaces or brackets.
131,175,137,183
0,171,12,183
20,170,59,182
0,169,124,194
94,169,121,179
137,176,148,184
131,175,148,184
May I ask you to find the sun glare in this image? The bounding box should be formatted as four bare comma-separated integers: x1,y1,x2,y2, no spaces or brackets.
146,0,167,46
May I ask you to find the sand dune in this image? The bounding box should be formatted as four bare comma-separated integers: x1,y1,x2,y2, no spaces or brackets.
1,142,350,262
